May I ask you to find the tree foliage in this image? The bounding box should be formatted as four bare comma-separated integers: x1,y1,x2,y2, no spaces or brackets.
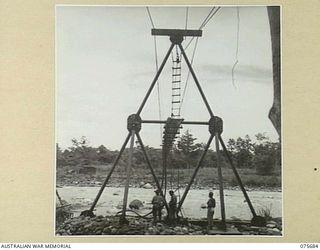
227,133,281,175
57,133,281,176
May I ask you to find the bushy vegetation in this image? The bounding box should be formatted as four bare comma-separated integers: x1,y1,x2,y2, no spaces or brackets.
56,132,281,187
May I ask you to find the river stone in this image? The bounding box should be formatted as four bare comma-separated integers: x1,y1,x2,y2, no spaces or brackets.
268,220,278,225
143,183,153,189
146,227,158,235
155,223,165,231
231,216,241,221
194,230,203,235
173,226,182,234
162,228,174,235
110,228,118,234
129,199,144,209
181,227,189,234
267,228,281,235
266,223,276,228
103,226,111,234
139,181,145,187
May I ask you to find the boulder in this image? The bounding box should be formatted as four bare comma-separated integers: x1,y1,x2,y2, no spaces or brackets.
139,181,145,187
129,199,144,209
162,228,175,235
181,227,189,234
102,227,111,234
145,227,159,235
173,226,182,234
142,183,153,189
266,223,276,228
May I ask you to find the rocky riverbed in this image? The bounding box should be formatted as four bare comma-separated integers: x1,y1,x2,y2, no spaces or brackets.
57,186,282,220
56,215,282,236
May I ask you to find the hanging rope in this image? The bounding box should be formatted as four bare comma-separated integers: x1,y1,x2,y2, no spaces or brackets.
231,7,240,87
146,7,163,141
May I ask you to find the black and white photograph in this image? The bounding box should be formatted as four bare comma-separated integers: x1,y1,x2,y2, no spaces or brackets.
55,6,282,236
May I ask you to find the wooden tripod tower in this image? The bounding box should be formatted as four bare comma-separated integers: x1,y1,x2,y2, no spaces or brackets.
81,28,261,228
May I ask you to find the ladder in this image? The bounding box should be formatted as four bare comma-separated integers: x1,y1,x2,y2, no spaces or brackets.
171,50,182,118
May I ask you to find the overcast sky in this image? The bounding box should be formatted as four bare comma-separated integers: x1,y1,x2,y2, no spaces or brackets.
56,6,279,150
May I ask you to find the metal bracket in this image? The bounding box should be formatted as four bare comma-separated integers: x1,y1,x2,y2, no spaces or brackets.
170,35,184,45
209,116,223,135
127,114,142,132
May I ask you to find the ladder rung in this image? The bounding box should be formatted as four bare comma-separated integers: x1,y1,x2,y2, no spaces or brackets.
172,67,181,70
172,74,181,77
172,101,180,103
172,87,180,90
172,94,181,97
172,81,181,83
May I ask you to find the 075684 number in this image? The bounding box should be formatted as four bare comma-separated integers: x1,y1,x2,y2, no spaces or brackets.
300,244,319,248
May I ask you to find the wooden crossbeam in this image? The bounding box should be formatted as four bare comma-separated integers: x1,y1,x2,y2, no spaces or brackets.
151,28,202,37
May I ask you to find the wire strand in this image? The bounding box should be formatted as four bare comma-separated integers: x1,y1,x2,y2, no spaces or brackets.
185,7,189,30
199,7,216,30
146,7,162,140
201,7,221,29
180,37,199,111
184,7,221,51
146,7,155,29
231,7,240,88
153,36,163,140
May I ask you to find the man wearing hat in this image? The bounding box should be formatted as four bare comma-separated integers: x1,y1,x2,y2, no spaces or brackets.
151,190,164,223
168,190,177,224
207,191,216,230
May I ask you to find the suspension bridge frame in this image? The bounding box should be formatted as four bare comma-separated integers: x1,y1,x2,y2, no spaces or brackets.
82,28,261,228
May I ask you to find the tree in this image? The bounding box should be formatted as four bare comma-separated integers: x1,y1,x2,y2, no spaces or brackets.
227,135,254,168
253,133,281,175
56,143,67,167
97,145,116,164
68,136,97,165
177,130,202,170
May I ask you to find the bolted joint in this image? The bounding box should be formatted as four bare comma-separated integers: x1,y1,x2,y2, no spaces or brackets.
170,35,184,45
127,114,142,132
209,116,223,135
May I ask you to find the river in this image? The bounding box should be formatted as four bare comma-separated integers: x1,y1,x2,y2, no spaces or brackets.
57,186,282,220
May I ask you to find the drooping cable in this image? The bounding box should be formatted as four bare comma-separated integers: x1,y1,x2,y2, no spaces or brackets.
146,7,163,140
185,7,189,30
146,7,155,29
179,37,199,111
231,7,240,87
153,35,163,140
200,7,221,29
184,7,215,51
184,7,221,51
199,7,216,29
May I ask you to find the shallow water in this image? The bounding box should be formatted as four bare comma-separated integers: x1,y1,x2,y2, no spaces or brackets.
57,186,282,220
